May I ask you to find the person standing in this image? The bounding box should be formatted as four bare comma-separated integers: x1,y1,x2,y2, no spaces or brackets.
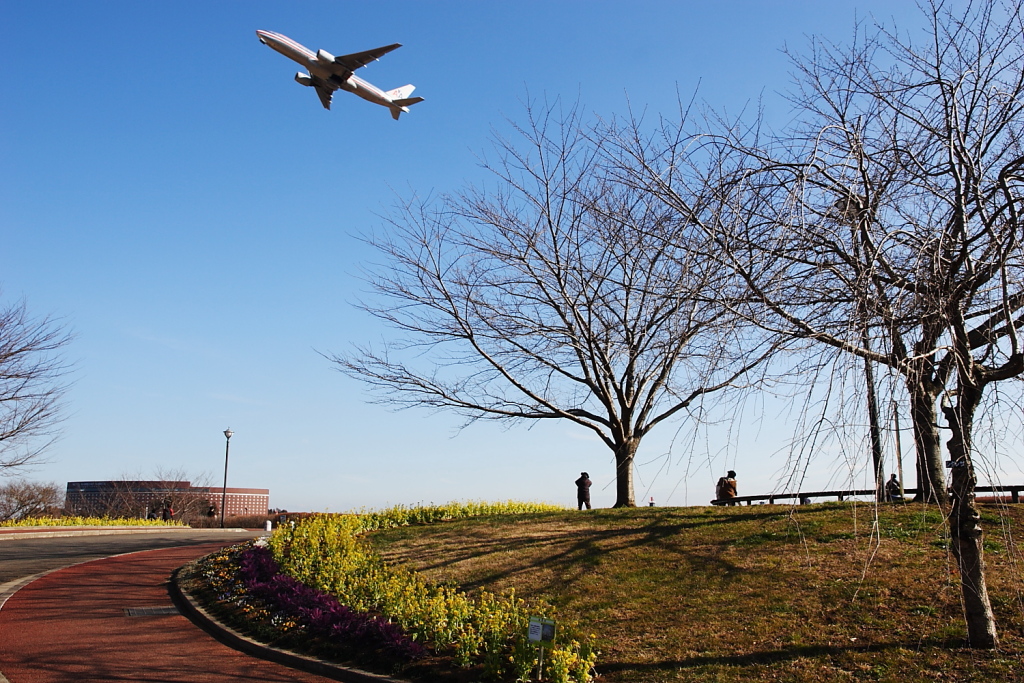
716,470,738,505
575,472,592,510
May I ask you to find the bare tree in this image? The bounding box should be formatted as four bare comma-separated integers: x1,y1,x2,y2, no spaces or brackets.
333,102,778,507
0,479,63,521
69,469,214,522
152,467,215,523
0,295,71,473
618,0,1024,649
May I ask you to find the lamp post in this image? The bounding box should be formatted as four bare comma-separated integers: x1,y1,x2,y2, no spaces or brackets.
220,428,233,528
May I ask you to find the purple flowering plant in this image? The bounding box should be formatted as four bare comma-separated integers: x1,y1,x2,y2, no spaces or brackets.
190,540,424,671
236,543,426,663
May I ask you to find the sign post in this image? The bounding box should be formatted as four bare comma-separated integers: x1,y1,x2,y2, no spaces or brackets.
527,616,556,681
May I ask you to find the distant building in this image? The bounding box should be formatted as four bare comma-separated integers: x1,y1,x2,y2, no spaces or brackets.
65,480,192,517
65,480,270,519
207,487,272,516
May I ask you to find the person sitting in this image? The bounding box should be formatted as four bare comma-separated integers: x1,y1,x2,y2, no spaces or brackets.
716,471,738,506
885,473,904,502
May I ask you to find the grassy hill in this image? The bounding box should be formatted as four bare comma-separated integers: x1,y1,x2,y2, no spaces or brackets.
368,503,1024,682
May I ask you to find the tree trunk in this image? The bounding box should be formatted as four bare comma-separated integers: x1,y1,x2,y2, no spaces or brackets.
908,379,948,504
612,438,639,507
864,356,885,501
942,383,999,649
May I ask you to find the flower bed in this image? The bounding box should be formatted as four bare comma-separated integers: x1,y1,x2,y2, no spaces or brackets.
186,501,597,681
183,540,425,671
269,502,598,682
0,516,184,527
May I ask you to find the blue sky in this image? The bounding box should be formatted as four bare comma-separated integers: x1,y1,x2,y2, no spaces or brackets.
5,1,1001,513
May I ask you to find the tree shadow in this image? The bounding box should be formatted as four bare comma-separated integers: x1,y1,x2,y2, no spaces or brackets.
377,507,803,595
596,637,971,674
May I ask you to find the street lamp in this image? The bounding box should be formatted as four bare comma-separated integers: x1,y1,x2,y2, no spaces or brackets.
220,428,233,528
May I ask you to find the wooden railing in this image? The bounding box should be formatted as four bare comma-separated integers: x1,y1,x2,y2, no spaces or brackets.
711,484,1022,506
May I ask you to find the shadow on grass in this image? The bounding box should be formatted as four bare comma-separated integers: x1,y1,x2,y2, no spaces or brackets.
596,637,969,674
376,507,806,595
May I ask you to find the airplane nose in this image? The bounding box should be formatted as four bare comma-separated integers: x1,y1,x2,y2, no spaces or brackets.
256,30,269,44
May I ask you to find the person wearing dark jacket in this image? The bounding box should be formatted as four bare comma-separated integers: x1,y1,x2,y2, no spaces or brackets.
716,471,738,505
885,474,904,502
575,472,592,510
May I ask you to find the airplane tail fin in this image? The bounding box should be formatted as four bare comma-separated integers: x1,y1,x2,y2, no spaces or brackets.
388,86,424,120
386,84,416,100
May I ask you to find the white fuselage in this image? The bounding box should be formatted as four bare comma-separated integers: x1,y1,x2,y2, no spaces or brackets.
256,30,394,109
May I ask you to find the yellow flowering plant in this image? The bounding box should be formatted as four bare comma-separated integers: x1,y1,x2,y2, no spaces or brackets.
268,501,597,682
0,516,184,527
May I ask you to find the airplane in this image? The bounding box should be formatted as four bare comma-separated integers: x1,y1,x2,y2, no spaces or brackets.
256,30,424,120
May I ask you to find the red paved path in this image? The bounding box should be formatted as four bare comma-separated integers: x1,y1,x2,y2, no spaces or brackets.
0,543,336,682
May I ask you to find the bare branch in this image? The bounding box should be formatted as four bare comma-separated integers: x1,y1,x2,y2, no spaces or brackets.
335,99,778,506
0,295,73,473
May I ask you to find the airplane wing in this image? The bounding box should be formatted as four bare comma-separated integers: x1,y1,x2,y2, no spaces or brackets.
334,43,402,72
314,85,333,110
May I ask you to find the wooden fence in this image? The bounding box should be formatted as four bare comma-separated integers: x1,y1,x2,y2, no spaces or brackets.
711,484,1022,506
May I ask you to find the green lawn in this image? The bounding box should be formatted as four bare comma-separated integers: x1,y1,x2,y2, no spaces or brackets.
368,503,1024,682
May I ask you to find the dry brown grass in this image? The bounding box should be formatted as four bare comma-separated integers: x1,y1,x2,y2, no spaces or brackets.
368,503,1024,682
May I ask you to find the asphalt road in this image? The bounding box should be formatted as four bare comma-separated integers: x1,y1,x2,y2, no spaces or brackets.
0,529,260,584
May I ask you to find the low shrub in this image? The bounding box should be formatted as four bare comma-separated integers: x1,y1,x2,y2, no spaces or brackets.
354,500,565,531
191,541,423,670
268,501,597,682
0,516,184,527
189,513,277,529
241,543,426,662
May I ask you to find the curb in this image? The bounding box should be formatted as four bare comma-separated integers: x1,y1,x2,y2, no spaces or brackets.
0,537,250,607
0,527,249,541
0,536,264,683
0,569,57,610
169,564,405,683
0,558,109,683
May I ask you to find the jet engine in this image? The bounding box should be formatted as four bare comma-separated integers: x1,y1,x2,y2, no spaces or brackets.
316,48,335,63
294,72,313,86
338,76,360,93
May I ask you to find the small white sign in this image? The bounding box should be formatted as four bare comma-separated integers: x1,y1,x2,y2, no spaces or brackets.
528,616,556,646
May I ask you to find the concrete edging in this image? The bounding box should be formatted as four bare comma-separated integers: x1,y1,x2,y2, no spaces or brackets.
0,558,108,683
169,564,405,683
0,534,260,683
0,569,57,611
0,527,249,541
